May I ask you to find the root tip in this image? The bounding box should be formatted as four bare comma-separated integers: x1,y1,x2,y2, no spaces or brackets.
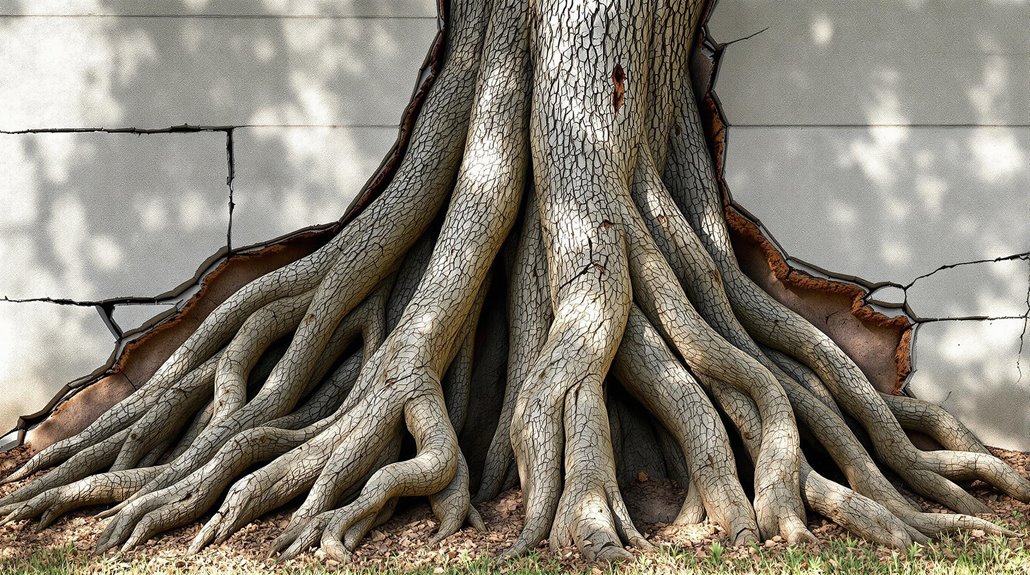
469,506,486,531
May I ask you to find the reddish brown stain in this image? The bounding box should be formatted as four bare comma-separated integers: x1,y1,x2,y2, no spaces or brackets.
611,64,626,113
730,218,915,397
687,11,915,398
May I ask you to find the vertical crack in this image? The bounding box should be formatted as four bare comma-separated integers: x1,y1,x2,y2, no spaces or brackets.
226,128,236,253
1017,259,1030,383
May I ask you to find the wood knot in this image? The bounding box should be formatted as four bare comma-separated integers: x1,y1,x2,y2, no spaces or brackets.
611,64,625,113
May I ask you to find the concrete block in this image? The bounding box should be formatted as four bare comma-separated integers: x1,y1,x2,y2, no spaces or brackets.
723,126,1029,285
906,258,1030,320
0,16,438,130
708,0,1029,126
866,285,906,306
907,319,1030,451
230,126,397,247
0,132,229,300
0,301,113,433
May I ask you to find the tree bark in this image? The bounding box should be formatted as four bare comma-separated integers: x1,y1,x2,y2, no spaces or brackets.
2,0,1027,564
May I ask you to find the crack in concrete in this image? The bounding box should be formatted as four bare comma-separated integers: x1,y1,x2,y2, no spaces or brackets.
735,204,1029,401
849,251,1030,324
2,294,170,307
1,124,244,334
913,314,1029,324
96,303,122,339
743,203,1030,326
719,26,769,49
226,128,236,252
900,252,1030,290
1017,261,1030,383
1,296,168,340
0,123,401,135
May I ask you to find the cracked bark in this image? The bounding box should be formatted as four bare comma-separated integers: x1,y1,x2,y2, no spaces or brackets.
3,0,1028,565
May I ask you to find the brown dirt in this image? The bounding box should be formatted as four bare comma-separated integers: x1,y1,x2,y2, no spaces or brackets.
0,448,1027,572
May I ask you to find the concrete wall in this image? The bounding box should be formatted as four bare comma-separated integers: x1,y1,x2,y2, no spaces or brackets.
709,1,1029,450
1,1,1027,449
0,0,437,438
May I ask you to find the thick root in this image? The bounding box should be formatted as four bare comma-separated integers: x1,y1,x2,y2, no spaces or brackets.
280,392,459,561
0,429,130,510
613,306,758,544
548,379,650,562
5,0,1025,565
879,392,989,454
96,424,327,553
1,467,165,530
110,355,222,472
477,191,551,504
428,453,485,546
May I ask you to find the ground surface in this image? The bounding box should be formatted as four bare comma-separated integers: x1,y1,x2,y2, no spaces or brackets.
0,447,1028,574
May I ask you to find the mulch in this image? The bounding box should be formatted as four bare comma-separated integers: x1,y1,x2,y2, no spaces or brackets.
0,447,1027,573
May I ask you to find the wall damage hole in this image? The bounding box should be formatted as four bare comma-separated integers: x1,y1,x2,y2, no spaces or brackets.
611,63,625,113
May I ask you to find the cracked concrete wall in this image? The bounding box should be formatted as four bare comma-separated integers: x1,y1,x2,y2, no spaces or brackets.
1,0,1027,451
0,0,438,440
709,1,1030,450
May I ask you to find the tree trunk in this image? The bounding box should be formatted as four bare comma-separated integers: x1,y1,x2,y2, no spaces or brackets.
2,0,1027,563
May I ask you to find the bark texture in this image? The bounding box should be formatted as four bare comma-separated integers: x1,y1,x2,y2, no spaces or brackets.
3,0,1028,564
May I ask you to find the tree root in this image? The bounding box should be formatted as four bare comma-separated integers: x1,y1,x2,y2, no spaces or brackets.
4,0,1026,565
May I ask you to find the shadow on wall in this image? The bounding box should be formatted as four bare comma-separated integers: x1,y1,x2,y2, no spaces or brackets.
708,1,1030,449
909,318,1030,450
0,0,437,433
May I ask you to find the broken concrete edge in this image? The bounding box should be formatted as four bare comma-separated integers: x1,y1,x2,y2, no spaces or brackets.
698,21,942,449
8,0,921,454
16,230,336,450
9,0,450,452
696,19,913,397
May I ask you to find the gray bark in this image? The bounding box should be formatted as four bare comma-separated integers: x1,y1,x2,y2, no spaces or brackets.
2,0,1027,564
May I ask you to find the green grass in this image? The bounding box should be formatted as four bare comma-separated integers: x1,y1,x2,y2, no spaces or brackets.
2,533,1029,575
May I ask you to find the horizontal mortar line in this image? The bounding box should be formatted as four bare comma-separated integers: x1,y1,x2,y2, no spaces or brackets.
232,123,402,129
0,125,232,135
728,123,1030,129
0,14,437,20
1,123,401,135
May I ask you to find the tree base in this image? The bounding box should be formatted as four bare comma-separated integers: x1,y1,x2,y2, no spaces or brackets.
2,0,1029,565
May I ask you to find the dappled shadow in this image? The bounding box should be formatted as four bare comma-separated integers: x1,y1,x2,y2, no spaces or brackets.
709,1,1030,449
0,0,438,435
908,318,1030,449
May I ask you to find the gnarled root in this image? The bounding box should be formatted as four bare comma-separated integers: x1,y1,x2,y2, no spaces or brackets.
4,0,1026,565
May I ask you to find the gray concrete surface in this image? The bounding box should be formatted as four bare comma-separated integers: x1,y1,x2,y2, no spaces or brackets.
0,2,437,433
707,1,1029,126
231,126,398,247
711,1,1030,449
1,0,436,17
0,14,437,130
0,132,229,301
0,302,113,432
